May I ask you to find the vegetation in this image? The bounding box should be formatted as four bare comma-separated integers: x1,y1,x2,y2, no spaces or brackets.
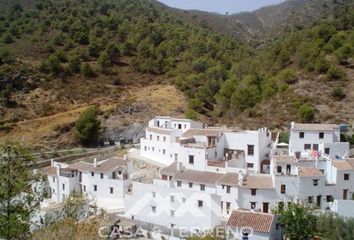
75,107,101,145
0,141,41,239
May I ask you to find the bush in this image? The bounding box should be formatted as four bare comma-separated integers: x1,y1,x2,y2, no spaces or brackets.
298,103,315,122
0,47,11,64
75,107,101,145
185,109,198,120
335,44,352,65
2,32,13,44
327,66,344,80
276,68,298,84
80,63,96,77
48,55,63,74
331,87,346,100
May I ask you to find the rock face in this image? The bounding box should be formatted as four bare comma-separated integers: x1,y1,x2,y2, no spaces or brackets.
0,72,38,91
102,123,146,144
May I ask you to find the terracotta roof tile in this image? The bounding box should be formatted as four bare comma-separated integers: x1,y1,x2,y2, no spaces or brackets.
217,172,239,187
347,159,354,168
273,155,298,164
69,157,127,173
182,128,221,138
41,166,57,176
174,169,223,185
226,210,275,233
146,127,173,135
160,162,182,176
333,161,353,171
292,123,338,131
298,167,324,177
243,175,273,189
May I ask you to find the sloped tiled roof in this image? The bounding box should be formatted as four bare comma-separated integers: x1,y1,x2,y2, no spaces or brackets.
226,210,275,233
333,160,353,171
292,123,338,131
174,169,223,185
69,157,127,173
216,172,239,187
182,128,221,138
347,159,354,168
298,167,324,177
273,155,298,164
146,127,173,135
160,162,180,176
41,166,57,176
243,175,274,189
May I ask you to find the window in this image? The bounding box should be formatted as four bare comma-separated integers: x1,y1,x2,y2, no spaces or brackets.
53,177,55,183
198,200,203,208
250,202,256,209
152,147,154,152
177,181,182,187
157,135,160,141
163,149,166,155
226,186,231,193
149,134,152,140
247,145,254,156
247,163,254,168
277,166,282,173
184,124,187,129
304,144,311,150
200,184,205,191
308,196,313,203
313,179,319,186
344,174,350,181
94,185,97,191
278,202,284,211
91,172,94,177
163,136,166,142
251,189,257,196
319,132,324,139
112,172,116,179
170,224,175,228
189,182,193,188
299,132,304,138
178,124,182,129
325,148,330,155
144,146,147,151
170,195,175,203
182,197,186,203
189,155,194,165
83,185,86,192
100,173,103,179
110,187,113,194
170,210,175,217
151,206,156,213
152,192,156,198
280,184,286,194
313,144,319,151
62,184,65,191
326,195,333,202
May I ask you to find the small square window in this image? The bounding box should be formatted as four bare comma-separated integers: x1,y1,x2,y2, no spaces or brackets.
277,166,282,173
319,132,324,139
100,173,104,179
110,187,113,194
177,181,182,187
170,195,175,203
157,136,160,141
91,172,94,177
170,210,175,217
250,202,256,209
308,196,313,203
325,148,330,155
62,184,65,191
281,184,286,194
304,144,311,150
326,195,333,202
247,163,254,168
94,185,97,191
189,182,193,188
152,192,156,198
151,206,156,213
53,177,55,183
344,174,350,181
163,136,166,142
299,132,304,138
200,184,205,191
226,186,231,193
189,155,194,165
198,200,203,208
251,189,257,196
313,179,319,186
247,145,254,156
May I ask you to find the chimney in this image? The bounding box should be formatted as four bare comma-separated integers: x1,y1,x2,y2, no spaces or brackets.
94,158,97,167
291,122,295,129
51,158,54,166
56,164,61,176
123,154,127,161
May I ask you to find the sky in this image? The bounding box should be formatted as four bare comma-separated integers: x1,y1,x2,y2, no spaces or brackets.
156,0,286,14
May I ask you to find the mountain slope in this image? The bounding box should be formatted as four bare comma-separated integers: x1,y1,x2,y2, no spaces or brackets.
156,0,348,43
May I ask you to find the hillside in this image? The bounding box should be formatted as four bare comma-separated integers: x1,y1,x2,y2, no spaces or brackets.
0,0,353,148
156,0,347,44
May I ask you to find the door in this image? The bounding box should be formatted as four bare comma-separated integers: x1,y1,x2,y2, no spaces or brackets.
316,195,321,207
263,202,269,213
343,189,348,199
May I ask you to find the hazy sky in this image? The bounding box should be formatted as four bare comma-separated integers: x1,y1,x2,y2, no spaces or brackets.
157,0,286,14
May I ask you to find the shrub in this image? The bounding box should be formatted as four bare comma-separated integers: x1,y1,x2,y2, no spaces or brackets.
185,109,198,120
75,107,101,145
48,55,62,74
2,32,13,44
327,66,344,80
298,103,315,122
335,44,352,65
331,87,346,100
0,47,11,64
80,63,96,77
276,68,298,84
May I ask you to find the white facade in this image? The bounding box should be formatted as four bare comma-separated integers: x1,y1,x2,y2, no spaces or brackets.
289,122,349,159
41,157,133,211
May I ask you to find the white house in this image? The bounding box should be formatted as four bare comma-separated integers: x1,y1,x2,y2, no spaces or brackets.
226,209,282,240
40,156,133,211
289,122,349,159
